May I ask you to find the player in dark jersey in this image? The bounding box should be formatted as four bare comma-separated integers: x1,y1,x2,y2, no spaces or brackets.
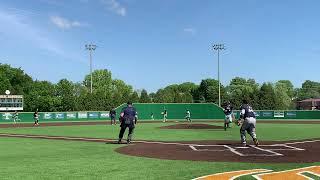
223,101,234,131
117,102,137,144
239,99,259,146
33,110,39,126
109,108,117,125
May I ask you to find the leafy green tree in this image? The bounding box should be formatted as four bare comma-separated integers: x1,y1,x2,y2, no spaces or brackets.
25,81,60,112
149,92,156,102
130,91,140,103
226,77,259,109
56,79,76,111
297,80,320,100
73,83,88,111
274,83,292,110
84,69,112,93
259,83,276,110
198,79,225,104
140,89,151,103
111,79,133,106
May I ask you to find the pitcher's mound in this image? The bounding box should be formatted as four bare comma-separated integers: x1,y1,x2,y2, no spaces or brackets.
160,123,223,129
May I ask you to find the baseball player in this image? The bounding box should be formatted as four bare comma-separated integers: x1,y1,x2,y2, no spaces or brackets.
162,110,168,122
237,99,259,147
33,110,39,126
109,108,117,125
223,101,234,131
117,102,137,144
12,111,19,124
185,109,191,122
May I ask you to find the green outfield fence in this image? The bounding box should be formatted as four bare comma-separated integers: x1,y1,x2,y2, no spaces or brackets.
116,103,225,120
0,111,110,123
1,103,320,122
233,110,320,120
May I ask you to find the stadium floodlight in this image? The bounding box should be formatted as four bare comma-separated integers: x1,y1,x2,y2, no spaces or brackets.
85,43,97,93
212,43,225,107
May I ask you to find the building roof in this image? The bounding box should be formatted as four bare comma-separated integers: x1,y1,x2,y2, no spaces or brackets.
298,98,320,103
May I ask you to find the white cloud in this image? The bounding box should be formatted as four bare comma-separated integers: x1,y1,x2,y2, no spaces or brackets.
50,16,87,29
183,28,196,35
101,0,126,16
0,8,85,63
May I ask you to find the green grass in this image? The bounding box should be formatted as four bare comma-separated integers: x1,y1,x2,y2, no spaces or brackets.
0,122,319,180
1,122,320,141
0,137,319,180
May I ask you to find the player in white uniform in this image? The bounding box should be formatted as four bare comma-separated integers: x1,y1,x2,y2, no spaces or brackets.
223,101,234,131
185,110,191,122
238,100,259,147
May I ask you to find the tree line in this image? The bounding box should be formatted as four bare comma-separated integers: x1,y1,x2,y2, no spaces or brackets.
1,64,319,111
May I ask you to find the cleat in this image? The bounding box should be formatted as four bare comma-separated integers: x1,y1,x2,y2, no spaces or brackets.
117,139,121,144
254,138,259,146
127,140,131,144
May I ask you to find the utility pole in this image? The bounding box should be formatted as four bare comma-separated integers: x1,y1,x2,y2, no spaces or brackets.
213,44,225,107
85,43,97,93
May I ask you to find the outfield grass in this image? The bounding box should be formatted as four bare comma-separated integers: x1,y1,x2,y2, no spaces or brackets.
0,122,319,180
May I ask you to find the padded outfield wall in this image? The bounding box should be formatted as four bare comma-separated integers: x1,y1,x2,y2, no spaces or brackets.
1,103,320,122
0,111,110,123
116,103,226,120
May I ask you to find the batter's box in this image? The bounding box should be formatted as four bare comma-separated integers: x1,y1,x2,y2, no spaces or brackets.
189,144,284,157
230,145,283,156
189,145,227,152
259,144,305,151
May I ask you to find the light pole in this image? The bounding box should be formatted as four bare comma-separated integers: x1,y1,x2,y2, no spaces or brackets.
213,44,225,107
85,43,97,93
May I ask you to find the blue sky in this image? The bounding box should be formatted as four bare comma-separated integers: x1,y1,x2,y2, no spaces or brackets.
0,0,319,92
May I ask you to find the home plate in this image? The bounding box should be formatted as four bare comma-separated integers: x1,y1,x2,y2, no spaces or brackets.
235,146,249,149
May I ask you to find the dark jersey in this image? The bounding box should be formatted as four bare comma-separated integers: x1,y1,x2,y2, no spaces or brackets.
121,106,136,125
223,104,233,115
33,112,38,118
110,110,116,118
240,104,255,118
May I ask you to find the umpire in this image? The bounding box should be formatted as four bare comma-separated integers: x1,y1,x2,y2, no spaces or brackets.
117,102,137,144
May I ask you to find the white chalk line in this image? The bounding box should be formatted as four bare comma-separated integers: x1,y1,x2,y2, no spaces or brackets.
248,145,283,156
188,145,228,152
224,145,245,156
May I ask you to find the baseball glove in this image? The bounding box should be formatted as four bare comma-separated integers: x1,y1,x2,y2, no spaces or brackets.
235,118,244,126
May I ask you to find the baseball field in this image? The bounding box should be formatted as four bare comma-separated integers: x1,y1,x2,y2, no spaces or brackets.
0,120,319,180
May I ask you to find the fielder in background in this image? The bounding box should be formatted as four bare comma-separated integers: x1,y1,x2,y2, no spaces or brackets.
223,101,234,131
135,112,138,122
12,111,19,124
150,112,154,120
109,108,117,125
118,102,137,144
185,109,191,122
162,109,168,122
33,110,39,126
237,99,259,147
